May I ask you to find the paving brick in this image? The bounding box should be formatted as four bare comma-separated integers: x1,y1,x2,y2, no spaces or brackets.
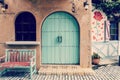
1,65,120,80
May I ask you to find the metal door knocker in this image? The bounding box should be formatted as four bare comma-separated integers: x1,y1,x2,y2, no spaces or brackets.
57,36,62,43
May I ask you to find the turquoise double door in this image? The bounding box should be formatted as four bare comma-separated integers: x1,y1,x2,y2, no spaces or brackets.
42,12,80,65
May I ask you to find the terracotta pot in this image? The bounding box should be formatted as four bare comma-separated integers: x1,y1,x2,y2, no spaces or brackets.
92,59,100,65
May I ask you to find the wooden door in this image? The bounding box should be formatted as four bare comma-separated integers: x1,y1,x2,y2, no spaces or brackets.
42,12,80,64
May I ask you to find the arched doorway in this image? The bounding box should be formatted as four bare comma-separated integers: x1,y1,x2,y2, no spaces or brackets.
42,12,80,65
15,12,36,41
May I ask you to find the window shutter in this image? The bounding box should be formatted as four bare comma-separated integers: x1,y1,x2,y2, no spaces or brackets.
105,20,110,41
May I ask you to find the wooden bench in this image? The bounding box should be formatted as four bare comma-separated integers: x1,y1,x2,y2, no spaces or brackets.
0,49,36,79
0,55,6,76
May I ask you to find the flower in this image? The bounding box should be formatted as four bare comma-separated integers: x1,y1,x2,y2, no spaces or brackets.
93,11,103,21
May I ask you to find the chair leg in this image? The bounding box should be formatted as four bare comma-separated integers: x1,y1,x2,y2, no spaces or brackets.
30,65,36,79
30,66,33,80
34,65,37,74
0,71,2,77
0,68,6,77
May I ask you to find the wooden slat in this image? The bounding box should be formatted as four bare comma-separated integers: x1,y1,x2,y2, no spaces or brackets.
6,49,35,62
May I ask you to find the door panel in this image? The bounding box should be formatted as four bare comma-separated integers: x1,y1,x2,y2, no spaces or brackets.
42,12,79,64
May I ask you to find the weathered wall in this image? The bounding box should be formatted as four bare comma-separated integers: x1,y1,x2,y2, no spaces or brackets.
91,10,109,42
91,10,119,59
0,0,92,69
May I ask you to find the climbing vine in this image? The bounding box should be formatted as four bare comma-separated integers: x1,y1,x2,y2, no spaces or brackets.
92,0,120,19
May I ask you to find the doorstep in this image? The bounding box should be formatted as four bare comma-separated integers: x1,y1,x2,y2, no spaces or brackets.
38,65,94,75
92,57,118,69
99,57,118,66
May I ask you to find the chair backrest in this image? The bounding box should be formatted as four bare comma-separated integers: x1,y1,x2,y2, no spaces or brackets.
5,49,36,62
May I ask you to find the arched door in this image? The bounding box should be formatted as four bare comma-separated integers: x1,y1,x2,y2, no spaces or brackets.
42,12,80,65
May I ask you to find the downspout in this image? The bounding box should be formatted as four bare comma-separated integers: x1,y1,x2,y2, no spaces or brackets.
118,22,120,55
118,21,120,66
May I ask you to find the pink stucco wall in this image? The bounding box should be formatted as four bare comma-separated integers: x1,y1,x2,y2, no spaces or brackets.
91,10,110,42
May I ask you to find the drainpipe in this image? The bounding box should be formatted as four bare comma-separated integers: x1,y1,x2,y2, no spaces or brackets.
119,56,120,66
118,22,120,66
104,21,106,42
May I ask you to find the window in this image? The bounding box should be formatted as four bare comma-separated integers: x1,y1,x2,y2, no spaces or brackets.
110,21,118,40
0,0,4,3
15,12,36,41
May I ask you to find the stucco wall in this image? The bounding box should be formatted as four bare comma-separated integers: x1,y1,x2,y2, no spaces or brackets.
91,10,109,42
0,0,92,69
91,10,119,59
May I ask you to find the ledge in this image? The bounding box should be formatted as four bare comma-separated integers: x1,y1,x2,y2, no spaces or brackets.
6,41,40,46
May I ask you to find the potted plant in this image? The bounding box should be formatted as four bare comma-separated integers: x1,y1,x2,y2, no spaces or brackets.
92,52,101,65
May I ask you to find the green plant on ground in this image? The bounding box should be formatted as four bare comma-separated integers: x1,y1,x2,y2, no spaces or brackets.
92,52,101,59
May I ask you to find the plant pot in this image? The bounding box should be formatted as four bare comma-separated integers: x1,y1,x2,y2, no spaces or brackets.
92,58,100,65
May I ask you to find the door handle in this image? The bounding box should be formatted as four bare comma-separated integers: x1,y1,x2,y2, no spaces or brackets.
57,36,62,43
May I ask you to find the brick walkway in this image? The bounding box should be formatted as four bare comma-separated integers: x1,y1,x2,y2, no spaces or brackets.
0,65,120,80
